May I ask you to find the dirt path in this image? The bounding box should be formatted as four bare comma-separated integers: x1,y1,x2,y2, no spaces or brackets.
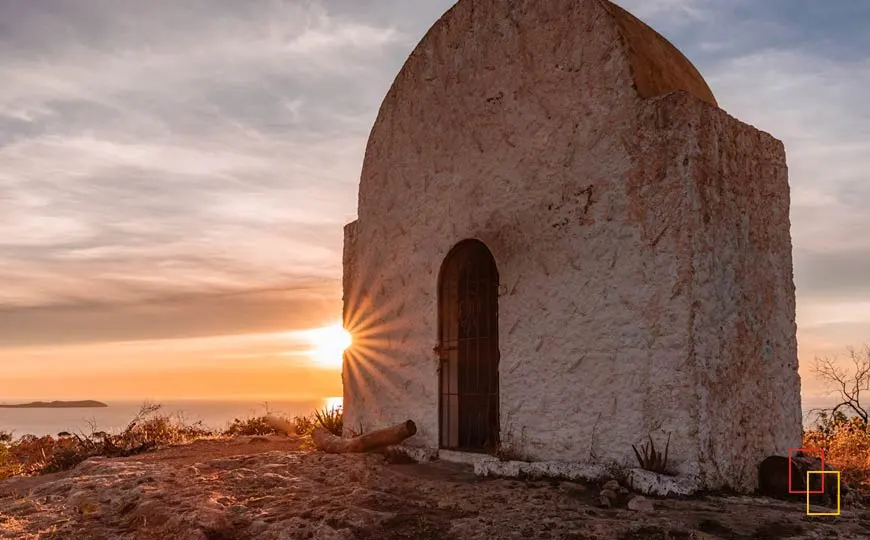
1,436,868,539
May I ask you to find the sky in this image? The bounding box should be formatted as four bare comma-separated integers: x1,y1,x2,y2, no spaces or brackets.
0,0,868,403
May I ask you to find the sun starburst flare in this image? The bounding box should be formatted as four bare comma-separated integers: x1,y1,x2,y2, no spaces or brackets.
303,322,353,369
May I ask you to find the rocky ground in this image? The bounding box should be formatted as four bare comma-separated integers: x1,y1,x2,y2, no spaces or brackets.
0,435,868,539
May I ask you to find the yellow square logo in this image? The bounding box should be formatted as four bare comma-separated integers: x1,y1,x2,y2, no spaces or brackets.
806,470,841,516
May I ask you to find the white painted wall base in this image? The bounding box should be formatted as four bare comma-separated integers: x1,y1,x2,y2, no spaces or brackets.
473,460,609,484
626,469,700,497
397,445,700,497
437,450,498,467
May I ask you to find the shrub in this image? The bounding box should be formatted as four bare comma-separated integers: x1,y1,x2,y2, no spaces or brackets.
294,415,316,436
0,403,348,481
0,403,218,478
804,344,870,498
314,406,343,436
224,415,283,437
0,435,11,480
803,411,870,497
0,430,12,470
631,433,671,474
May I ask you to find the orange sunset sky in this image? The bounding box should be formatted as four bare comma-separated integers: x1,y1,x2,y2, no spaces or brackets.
2,0,869,405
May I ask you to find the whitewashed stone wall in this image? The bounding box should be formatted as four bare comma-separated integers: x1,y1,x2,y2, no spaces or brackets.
341,0,801,493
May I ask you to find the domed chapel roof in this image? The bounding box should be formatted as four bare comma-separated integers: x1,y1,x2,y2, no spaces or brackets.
357,0,717,209
388,0,717,110
600,0,716,106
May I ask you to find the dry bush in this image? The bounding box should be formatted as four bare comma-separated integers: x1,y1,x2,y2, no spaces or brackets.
803,412,870,496
0,431,18,481
222,411,320,437
1,433,79,477
0,402,346,481
805,344,870,497
294,414,316,436
117,407,214,448
0,403,217,478
224,415,285,437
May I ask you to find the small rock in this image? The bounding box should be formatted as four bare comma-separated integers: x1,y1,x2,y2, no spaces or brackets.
627,495,655,512
193,508,232,531
249,520,269,535
598,488,618,508
80,500,100,517
559,482,587,498
603,480,621,492
67,489,99,514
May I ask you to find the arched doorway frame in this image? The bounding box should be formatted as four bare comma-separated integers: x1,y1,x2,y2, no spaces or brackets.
436,239,500,452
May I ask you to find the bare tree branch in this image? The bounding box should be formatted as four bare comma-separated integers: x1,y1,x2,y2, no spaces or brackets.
812,345,870,424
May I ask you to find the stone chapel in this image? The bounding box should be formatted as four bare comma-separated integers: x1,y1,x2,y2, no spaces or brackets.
340,0,803,493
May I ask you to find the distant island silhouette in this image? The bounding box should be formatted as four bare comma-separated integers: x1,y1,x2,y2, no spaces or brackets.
0,400,108,409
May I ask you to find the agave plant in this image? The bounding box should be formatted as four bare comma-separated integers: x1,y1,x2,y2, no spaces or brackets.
632,433,671,474
314,406,344,436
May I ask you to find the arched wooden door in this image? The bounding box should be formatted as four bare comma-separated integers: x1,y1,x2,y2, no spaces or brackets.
437,239,500,452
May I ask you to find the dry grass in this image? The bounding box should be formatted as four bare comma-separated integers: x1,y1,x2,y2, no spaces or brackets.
0,402,344,482
224,415,287,437
0,431,14,479
803,411,870,497
0,403,216,479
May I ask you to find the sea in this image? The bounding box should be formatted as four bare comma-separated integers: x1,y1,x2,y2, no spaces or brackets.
0,395,838,439
0,397,343,439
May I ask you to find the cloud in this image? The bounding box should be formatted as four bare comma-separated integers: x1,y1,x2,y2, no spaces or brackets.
1,0,867,372
1,364,343,401
615,0,709,21
666,5,870,394
615,0,870,395
0,0,420,326
0,285,340,347
703,48,870,333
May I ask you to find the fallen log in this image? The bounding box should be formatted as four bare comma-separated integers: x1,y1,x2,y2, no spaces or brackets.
311,420,417,453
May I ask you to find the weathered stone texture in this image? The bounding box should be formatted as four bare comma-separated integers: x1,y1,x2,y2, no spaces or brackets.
342,0,801,493
683,96,802,490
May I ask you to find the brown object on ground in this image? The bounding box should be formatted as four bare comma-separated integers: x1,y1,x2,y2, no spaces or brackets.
758,455,802,498
758,454,845,507
311,420,417,453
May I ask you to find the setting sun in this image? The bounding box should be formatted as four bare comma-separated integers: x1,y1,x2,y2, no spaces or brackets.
303,322,352,369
